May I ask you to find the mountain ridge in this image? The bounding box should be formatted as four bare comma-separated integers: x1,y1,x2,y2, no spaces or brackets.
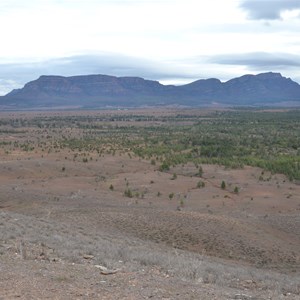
1,72,300,109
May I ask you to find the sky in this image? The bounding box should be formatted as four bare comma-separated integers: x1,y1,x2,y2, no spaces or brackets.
1,0,300,95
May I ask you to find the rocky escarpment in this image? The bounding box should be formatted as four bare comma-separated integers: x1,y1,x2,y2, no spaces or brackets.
1,72,300,109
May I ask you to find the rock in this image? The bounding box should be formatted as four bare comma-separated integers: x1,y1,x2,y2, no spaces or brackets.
94,265,120,275
100,269,120,275
83,254,94,259
94,265,108,271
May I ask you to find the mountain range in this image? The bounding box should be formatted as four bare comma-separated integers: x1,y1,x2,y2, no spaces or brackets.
1,72,300,109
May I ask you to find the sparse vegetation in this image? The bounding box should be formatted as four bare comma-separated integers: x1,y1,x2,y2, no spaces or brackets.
1,109,300,299
1,109,300,180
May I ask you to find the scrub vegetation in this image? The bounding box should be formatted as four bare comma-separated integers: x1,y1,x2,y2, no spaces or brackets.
1,109,300,180
0,108,300,299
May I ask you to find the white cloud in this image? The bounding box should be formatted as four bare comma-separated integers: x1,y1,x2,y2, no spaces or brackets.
0,0,243,59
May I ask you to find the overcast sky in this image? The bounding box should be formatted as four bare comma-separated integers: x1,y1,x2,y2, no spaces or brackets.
1,0,300,95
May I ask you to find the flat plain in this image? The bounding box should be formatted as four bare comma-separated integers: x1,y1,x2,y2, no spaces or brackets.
0,108,300,299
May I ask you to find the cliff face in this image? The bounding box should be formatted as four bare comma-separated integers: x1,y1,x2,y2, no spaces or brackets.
1,72,300,109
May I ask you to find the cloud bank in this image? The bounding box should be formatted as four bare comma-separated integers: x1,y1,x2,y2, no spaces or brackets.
0,53,196,95
240,0,300,20
210,52,300,70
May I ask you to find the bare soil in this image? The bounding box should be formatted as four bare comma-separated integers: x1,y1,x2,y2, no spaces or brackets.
0,110,300,299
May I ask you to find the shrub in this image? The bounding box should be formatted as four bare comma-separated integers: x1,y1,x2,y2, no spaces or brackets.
197,180,205,188
221,181,226,190
197,166,203,177
171,173,177,180
159,161,170,171
124,188,133,198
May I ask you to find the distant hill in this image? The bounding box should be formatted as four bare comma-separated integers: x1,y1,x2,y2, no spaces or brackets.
1,72,300,109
